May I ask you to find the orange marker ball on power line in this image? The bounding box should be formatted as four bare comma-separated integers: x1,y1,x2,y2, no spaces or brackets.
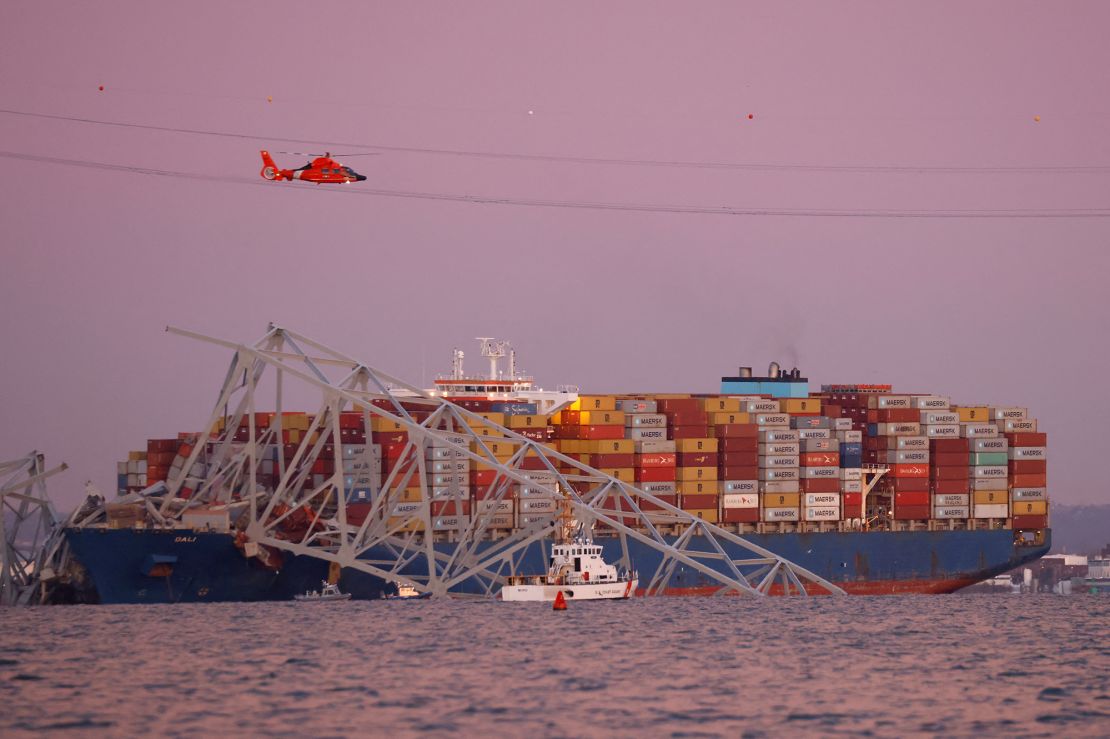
1033,115,1040,122
267,95,273,103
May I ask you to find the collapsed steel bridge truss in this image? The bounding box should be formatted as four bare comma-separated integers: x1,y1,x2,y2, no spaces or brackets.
0,452,71,606
137,324,844,598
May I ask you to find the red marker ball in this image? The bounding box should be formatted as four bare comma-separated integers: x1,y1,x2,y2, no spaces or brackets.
98,85,105,91
748,114,754,120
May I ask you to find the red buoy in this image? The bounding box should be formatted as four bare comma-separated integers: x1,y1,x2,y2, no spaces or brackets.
553,591,567,611
748,113,754,120
98,85,105,91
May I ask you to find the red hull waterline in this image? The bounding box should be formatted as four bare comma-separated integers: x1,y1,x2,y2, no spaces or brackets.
640,577,981,598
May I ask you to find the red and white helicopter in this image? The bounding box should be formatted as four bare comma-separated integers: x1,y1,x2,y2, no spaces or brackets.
259,150,369,184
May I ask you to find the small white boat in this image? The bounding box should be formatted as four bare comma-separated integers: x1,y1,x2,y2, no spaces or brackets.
500,539,638,602
384,581,432,600
294,580,351,602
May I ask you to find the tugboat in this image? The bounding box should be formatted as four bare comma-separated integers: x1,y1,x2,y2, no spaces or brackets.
384,581,432,600
294,580,352,602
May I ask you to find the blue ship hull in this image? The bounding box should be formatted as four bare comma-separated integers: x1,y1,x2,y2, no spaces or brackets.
64,527,1050,603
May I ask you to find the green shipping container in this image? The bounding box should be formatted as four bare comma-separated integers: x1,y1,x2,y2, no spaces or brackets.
969,452,1008,466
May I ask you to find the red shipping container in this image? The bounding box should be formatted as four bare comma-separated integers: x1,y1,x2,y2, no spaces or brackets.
638,452,677,467
721,507,760,523
635,466,676,482
668,425,711,440
930,466,969,480
1012,473,1048,487
823,404,843,418
867,409,879,423
431,499,471,516
879,408,920,423
1009,460,1047,474
895,491,930,507
345,503,374,526
470,469,498,486
894,504,930,520
681,494,719,510
800,451,840,467
589,453,635,468
339,412,363,430
931,452,967,467
718,465,759,480
639,494,678,511
714,424,759,439
799,478,839,493
933,479,971,494
842,492,862,508
865,437,883,451
515,428,550,442
892,463,929,478
373,431,408,446
311,459,334,474
1008,432,1047,446
519,456,553,470
893,476,930,492
1012,514,1048,529
678,452,718,467
718,451,759,468
718,436,758,453
664,410,709,426
656,398,702,413
579,425,625,440
930,439,970,453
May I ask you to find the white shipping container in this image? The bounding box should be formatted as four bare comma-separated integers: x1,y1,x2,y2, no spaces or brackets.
484,514,515,528
430,473,467,487
1012,487,1047,500
136,460,148,473
973,438,1008,452
758,428,800,442
973,503,1009,518
797,429,833,441
517,483,558,498
430,485,468,499
635,440,676,454
972,465,1008,479
804,493,840,506
833,418,854,431
972,478,1009,491
999,418,1037,433
625,413,666,427
880,422,921,436
721,492,759,508
759,442,800,456
344,473,377,488
762,506,800,521
521,471,558,483
390,501,427,517
719,480,758,494
426,447,466,460
428,459,469,474
841,479,863,494
933,506,969,519
117,461,128,475
343,458,383,474
801,466,839,479
836,429,863,443
961,424,999,438
755,413,791,427
913,395,951,410
429,434,467,448
639,481,677,495
760,455,800,468
925,424,961,438
800,438,836,452
759,467,799,481
1009,447,1047,460
476,499,514,515
760,480,800,494
877,395,912,409
517,513,556,528
433,515,471,531
616,399,657,413
887,435,929,450
840,468,862,481
935,493,970,506
886,450,930,464
920,411,959,425
626,428,668,442
803,505,840,521
519,498,558,514
990,407,1027,421
745,400,781,413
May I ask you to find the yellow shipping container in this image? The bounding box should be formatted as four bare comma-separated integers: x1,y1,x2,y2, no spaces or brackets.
507,414,548,429
677,480,718,495
399,488,424,502
285,429,301,443
956,407,990,423
470,440,516,456
653,394,692,399
587,439,635,454
580,410,625,426
386,517,425,533
597,467,635,481
1013,500,1048,516
474,456,515,471
686,508,719,524
974,490,1008,505
370,417,405,433
572,395,617,411
763,493,801,508
701,397,741,413
550,411,562,425
675,438,719,453
465,412,507,427
128,450,147,461
711,411,751,425
676,466,718,481
781,398,822,414
470,426,509,438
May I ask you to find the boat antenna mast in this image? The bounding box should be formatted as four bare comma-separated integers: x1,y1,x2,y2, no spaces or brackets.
476,337,510,380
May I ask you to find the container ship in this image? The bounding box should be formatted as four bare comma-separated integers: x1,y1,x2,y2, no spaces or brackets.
63,334,1050,602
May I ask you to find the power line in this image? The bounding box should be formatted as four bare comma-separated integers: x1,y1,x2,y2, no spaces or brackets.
3,107,1109,175
4,149,1109,218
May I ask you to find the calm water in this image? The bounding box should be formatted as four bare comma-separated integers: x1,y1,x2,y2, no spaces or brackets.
1,594,1107,737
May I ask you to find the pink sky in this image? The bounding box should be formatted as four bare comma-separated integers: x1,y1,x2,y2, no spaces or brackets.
2,2,1108,506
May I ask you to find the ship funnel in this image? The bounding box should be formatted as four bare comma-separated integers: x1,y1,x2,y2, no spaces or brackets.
768,361,780,378
738,366,752,378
